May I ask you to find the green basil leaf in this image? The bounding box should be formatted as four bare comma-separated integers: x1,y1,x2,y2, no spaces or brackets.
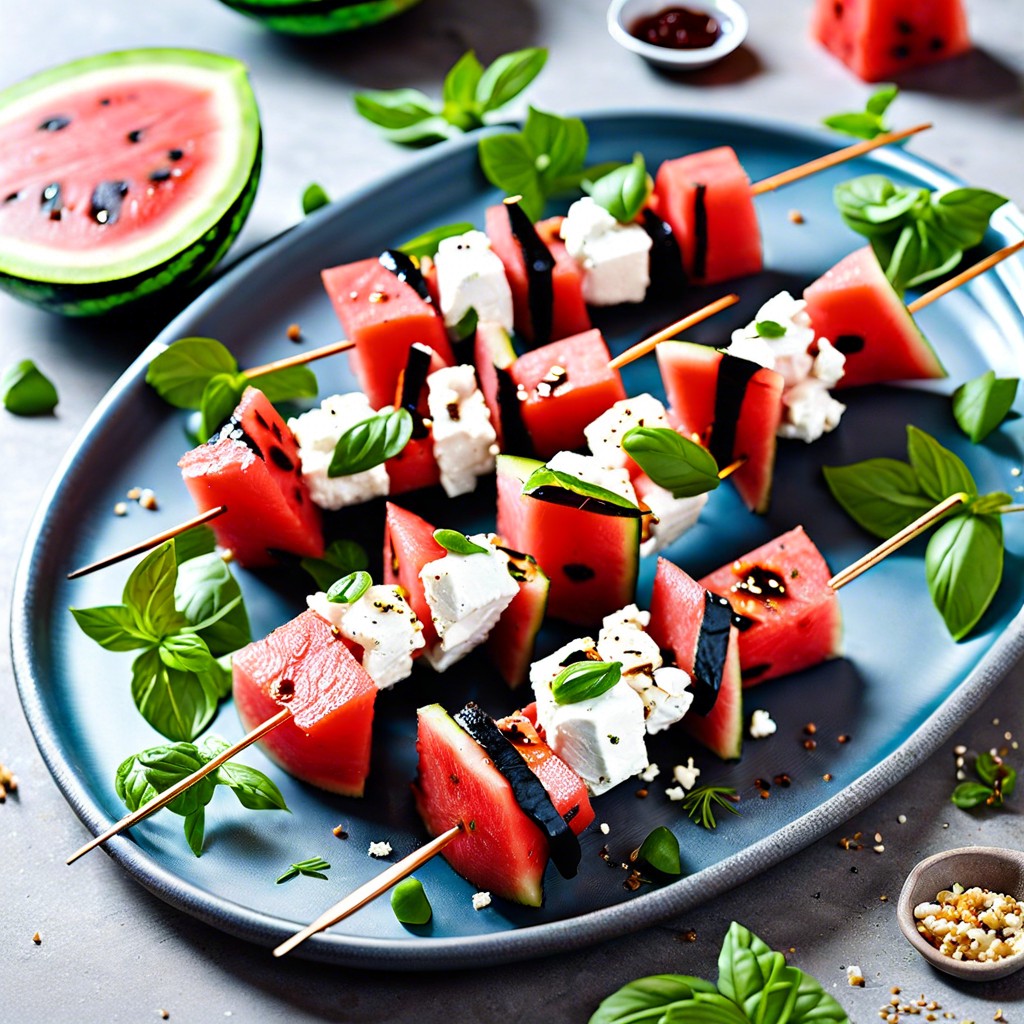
975,751,1001,786
1,359,58,415
822,459,935,539
130,648,219,742
432,529,488,556
442,50,484,128
586,152,651,224
133,742,216,817
718,921,783,1010
551,660,622,705
785,962,851,1024
398,221,475,260
302,182,329,216
251,364,319,404
70,605,156,651
199,734,231,761
215,761,289,811
866,83,898,116
925,512,1003,640
971,490,1013,516
476,47,547,114
198,371,247,443
327,407,412,477
637,825,681,876
301,538,369,592
115,751,160,811
173,524,217,565
523,465,643,517
277,856,331,883
122,542,185,638
885,218,962,293
931,188,1007,247
906,425,978,502
755,319,786,339
326,570,373,603
478,132,545,221
380,116,459,146
524,106,588,187
551,161,623,194
834,175,922,235
174,552,251,656
952,370,1019,443
622,426,720,499
391,876,433,925
1001,764,1017,799
353,88,437,130
588,975,718,1024
821,111,885,141
146,338,238,410
951,781,994,809
452,306,479,341
662,993,751,1024
183,807,206,857
159,632,216,673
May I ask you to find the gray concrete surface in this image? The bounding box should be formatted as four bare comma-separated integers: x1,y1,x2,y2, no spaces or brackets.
1,1,1023,1020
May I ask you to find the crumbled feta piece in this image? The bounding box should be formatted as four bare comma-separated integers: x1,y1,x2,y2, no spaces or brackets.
777,378,847,444
434,230,514,331
420,535,519,672
645,667,694,734
749,709,777,739
307,584,425,689
673,757,701,790
846,965,865,987
288,393,390,510
584,393,672,469
811,336,846,388
545,451,638,506
636,478,708,556
531,638,648,796
665,786,686,802
599,822,610,835
471,891,492,911
368,840,392,858
560,197,652,305
425,365,497,497
640,763,660,783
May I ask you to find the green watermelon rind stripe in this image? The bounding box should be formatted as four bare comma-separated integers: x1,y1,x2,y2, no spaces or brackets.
217,0,421,34
0,48,261,287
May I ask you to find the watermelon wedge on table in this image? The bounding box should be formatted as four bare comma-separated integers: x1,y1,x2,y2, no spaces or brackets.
657,341,784,514
382,502,443,650
232,610,377,796
649,557,744,760
178,387,322,567
700,526,843,686
803,246,946,389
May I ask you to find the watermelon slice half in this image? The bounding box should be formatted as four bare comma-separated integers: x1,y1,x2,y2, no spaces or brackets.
382,502,444,650
486,547,550,688
214,0,422,36
0,49,261,316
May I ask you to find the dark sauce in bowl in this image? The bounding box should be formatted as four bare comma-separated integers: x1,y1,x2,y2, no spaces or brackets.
630,6,722,49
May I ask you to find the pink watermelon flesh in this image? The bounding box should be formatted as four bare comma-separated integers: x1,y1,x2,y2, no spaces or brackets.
699,526,843,686
654,147,762,285
321,256,454,410
382,501,444,649
496,455,640,628
657,341,784,514
232,610,377,796
474,321,518,450
178,387,323,567
385,435,441,495
487,548,550,688
648,557,744,760
803,246,946,388
811,0,970,81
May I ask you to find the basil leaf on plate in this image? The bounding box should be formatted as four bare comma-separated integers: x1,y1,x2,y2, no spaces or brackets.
523,465,643,516
661,993,752,1024
158,631,217,674
122,542,185,639
1,359,58,415
822,84,897,140
174,552,251,656
328,407,413,477
146,337,238,410
326,570,373,604
822,458,935,539
432,529,488,556
478,132,546,221
253,364,319,405
550,660,621,705
69,605,156,651
173,525,217,565
198,371,248,443
586,152,651,224
906,425,978,502
130,647,219,742
302,182,329,215
301,538,369,592
952,370,1019,443
215,761,288,811
637,825,681,876
622,426,720,499
398,221,475,260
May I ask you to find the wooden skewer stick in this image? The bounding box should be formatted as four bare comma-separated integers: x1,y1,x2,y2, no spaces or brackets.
750,122,933,196
610,294,741,371
245,338,355,379
66,708,292,865
906,240,1024,314
273,822,464,958
827,492,967,591
66,505,228,581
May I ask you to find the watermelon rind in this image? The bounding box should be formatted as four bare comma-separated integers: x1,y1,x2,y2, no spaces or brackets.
214,0,422,35
0,49,261,316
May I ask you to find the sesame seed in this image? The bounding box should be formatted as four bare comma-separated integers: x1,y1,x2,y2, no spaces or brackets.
113,501,128,516
898,814,907,824
139,488,158,510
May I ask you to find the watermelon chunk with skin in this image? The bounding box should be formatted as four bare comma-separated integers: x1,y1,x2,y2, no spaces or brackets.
657,341,784,514
510,329,627,460
321,256,454,410
232,610,377,796
383,501,444,649
811,0,970,81
648,558,744,760
385,434,441,495
496,454,639,627
474,321,518,450
700,526,843,686
178,387,322,567
803,246,946,389
487,547,550,688
654,147,762,286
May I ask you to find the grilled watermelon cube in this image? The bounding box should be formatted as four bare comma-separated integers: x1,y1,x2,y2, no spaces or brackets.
382,502,444,650
486,547,550,688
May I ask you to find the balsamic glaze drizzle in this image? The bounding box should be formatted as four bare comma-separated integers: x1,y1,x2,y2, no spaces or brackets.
692,182,709,280
708,353,761,468
691,591,733,715
505,201,555,346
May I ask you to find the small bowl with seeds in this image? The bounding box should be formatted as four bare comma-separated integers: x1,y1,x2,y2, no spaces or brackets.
897,847,1024,981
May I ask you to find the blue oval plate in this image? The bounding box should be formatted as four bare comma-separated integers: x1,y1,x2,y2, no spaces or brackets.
12,112,1024,969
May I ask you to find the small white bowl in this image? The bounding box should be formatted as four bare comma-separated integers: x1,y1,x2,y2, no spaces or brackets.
607,0,748,71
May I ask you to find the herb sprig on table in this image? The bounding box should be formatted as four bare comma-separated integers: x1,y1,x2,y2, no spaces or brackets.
952,751,1016,810
2,359,58,415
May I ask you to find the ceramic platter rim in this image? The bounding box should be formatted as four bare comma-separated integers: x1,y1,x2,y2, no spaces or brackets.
12,109,1024,969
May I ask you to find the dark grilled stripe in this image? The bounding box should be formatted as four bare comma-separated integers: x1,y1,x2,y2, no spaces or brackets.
505,202,554,346
398,342,433,438
495,364,535,456
692,182,708,280
379,248,434,306
691,591,733,715
641,208,687,298
708,352,761,468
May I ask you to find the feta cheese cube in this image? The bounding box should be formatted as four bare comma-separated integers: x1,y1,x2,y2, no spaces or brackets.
471,891,492,911
545,451,638,506
425,365,497,498
288,393,390,510
434,230,514,332
729,291,816,388
560,197,652,305
420,535,519,672
636,478,708,556
307,584,425,689
584,393,672,469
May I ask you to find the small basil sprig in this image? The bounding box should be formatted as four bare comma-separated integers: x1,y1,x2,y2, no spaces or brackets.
824,425,1014,640
116,735,287,857
951,751,1016,810
2,359,58,415
146,337,318,443
355,48,547,146
622,426,720,499
551,660,622,705
952,370,1019,443
754,319,786,339
301,538,368,592
327,570,373,604
637,825,681,876
833,174,1007,294
585,152,651,224
523,464,643,517
478,106,621,221
433,529,488,556
398,221,475,260
302,182,330,215
589,922,848,1024
682,785,740,830
822,84,898,140
327,407,413,477
276,856,331,884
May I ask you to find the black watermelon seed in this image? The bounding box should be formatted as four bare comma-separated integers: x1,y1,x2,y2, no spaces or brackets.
127,128,144,143
40,182,62,217
833,1,842,16
254,411,269,430
930,37,945,50
896,19,914,34
563,563,596,582
891,44,911,59
99,97,111,106
149,168,172,183
4,191,19,204
38,115,71,132
89,180,129,225
294,487,304,505
271,422,283,442
268,445,295,472
834,333,865,355
168,148,184,161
